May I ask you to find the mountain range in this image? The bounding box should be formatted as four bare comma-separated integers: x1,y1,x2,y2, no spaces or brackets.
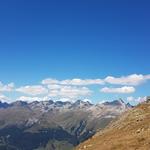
0,99,131,150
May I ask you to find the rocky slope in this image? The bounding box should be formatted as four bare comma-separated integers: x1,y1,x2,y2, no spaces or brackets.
0,99,130,150
76,101,150,150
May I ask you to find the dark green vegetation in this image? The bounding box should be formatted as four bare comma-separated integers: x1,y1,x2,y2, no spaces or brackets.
0,100,130,150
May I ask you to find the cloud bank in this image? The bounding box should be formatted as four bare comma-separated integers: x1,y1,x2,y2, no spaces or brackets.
16,85,48,96
100,86,135,94
104,74,150,86
0,74,150,102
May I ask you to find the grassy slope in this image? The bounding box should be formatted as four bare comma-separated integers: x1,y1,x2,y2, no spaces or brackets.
76,102,150,150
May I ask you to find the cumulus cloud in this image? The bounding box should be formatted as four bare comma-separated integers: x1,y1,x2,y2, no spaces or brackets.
48,90,60,97
47,84,62,90
42,78,104,86
42,74,150,87
41,78,102,99
104,74,150,86
17,96,50,102
16,85,48,96
98,100,107,104
127,96,147,103
0,82,14,92
48,86,92,99
60,79,104,85
59,86,92,98
59,98,71,102
100,86,135,94
16,85,92,100
42,79,59,85
1,73,150,103
82,98,92,103
0,93,11,102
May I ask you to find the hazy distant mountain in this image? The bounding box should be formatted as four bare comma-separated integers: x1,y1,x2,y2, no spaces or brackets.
0,99,131,150
76,101,150,150
0,101,9,108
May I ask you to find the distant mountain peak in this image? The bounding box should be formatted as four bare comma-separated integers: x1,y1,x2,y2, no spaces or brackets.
72,99,93,107
0,101,9,108
11,101,28,107
103,99,125,106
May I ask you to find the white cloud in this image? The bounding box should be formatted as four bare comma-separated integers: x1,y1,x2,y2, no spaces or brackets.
1,73,150,103
47,84,62,90
16,85,92,100
17,96,50,102
59,98,71,102
126,96,134,102
58,86,92,98
104,74,150,86
0,93,11,102
16,85,48,96
42,74,150,87
98,100,107,104
0,82,14,92
47,86,92,99
82,98,92,103
42,78,104,86
17,96,92,103
48,90,60,97
42,79,59,85
100,86,135,94
17,96,42,102
60,79,104,85
127,96,147,103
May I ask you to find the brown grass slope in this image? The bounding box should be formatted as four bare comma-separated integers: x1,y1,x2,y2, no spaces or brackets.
76,102,150,150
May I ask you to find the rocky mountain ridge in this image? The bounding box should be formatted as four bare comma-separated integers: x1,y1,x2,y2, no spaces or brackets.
0,99,131,150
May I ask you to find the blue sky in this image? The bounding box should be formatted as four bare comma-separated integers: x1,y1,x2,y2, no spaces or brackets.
0,0,150,104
